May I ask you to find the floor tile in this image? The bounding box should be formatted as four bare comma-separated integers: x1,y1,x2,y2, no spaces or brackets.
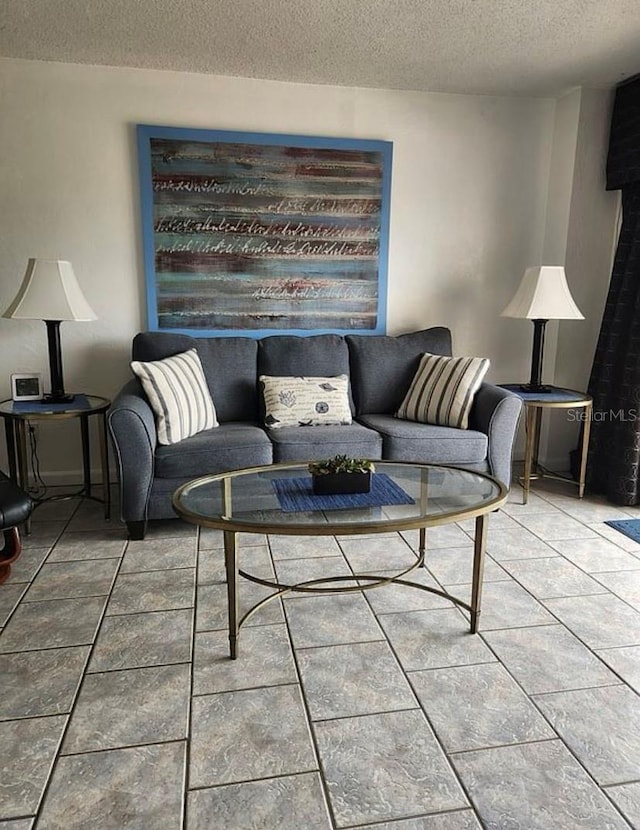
502,556,607,599
544,593,640,648
452,740,629,830
297,640,417,720
21,522,66,550
0,596,106,653
37,742,185,830
484,527,554,561
62,663,190,753
274,555,355,589
198,544,272,585
31,499,78,522
594,570,640,609
533,684,640,785
444,579,555,630
591,522,640,552
0,715,66,819
411,662,553,752
88,608,193,672
503,489,563,515
361,814,482,830
606,782,640,829
24,559,119,602
484,625,619,693
377,608,496,672
402,524,471,549
419,546,507,585
315,709,467,827
340,535,420,573
363,568,451,614
189,684,316,788
596,645,640,693
513,513,599,541
549,537,640,573
0,584,27,627
187,772,332,830
145,518,198,540
196,579,284,631
47,532,126,562
5,547,49,583
269,534,342,560
0,820,34,829
121,537,197,572
457,511,520,533
107,568,195,615
284,593,383,648
0,647,88,720
193,624,297,694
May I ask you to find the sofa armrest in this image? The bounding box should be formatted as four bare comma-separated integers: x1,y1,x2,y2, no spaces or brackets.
469,383,523,488
107,379,157,523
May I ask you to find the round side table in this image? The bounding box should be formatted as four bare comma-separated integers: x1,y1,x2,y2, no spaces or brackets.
0,394,111,527
499,385,592,504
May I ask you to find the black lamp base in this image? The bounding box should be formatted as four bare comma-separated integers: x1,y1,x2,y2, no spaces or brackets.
526,319,549,392
518,383,553,394
44,320,73,404
42,392,75,404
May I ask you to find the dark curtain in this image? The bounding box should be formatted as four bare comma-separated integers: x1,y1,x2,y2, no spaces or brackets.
586,76,640,504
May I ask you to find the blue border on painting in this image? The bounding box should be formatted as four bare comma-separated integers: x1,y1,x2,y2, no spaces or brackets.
136,124,393,338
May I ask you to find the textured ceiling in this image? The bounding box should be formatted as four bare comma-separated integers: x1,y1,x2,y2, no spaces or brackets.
0,0,638,96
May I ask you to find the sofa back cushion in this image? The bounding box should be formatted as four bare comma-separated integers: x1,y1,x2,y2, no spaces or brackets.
132,332,259,422
346,328,453,415
258,334,354,414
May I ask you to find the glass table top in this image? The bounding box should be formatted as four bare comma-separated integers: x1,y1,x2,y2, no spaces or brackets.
173,461,507,534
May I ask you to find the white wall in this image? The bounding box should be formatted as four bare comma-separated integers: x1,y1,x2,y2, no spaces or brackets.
0,57,562,479
545,88,619,468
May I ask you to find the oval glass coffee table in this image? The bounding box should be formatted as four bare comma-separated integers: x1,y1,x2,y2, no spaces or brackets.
173,461,507,658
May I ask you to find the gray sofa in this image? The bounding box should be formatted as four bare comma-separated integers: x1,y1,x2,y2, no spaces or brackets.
108,327,522,539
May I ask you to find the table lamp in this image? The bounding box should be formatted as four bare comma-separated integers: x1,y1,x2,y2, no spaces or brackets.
501,265,584,393
2,259,97,403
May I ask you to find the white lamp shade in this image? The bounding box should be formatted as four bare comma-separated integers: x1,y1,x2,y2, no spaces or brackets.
501,266,584,320
2,259,97,322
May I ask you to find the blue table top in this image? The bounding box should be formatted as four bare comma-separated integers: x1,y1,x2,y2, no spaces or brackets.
499,384,590,403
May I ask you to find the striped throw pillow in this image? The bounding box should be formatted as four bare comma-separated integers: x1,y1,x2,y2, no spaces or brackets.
131,349,218,445
395,353,490,429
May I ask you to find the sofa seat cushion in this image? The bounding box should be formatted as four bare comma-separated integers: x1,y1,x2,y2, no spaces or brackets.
268,423,382,463
357,414,487,464
154,423,272,479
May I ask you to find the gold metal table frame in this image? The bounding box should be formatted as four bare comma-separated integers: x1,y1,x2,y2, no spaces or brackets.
173,462,507,659
519,388,592,504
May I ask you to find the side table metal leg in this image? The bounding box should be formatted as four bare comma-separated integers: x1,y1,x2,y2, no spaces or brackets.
470,514,487,633
4,419,18,482
579,402,592,499
224,530,239,659
523,406,537,505
16,420,31,535
80,414,91,497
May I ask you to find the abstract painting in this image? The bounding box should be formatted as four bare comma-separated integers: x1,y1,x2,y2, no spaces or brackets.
137,125,392,336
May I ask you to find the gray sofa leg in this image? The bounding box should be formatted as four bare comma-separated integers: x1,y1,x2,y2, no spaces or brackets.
127,520,147,541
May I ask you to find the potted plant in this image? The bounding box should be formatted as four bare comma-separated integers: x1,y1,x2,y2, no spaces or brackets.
308,455,374,495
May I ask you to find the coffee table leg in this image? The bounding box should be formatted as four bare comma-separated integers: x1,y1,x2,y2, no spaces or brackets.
419,527,426,566
470,514,488,633
224,530,239,659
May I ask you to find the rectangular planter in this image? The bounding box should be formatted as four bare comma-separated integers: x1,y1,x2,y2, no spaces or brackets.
312,471,371,496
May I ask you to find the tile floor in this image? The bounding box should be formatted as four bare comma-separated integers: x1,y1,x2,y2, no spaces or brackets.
1,480,640,828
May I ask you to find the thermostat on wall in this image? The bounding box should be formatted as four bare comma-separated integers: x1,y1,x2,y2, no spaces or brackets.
11,373,43,401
